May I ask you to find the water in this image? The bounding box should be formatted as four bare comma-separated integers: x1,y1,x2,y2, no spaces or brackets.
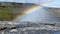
16,6,60,22
0,29,60,34
0,21,60,34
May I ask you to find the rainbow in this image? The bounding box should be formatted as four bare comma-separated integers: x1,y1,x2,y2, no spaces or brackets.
14,4,42,20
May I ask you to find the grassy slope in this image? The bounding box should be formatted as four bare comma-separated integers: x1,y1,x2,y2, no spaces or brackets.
0,8,20,21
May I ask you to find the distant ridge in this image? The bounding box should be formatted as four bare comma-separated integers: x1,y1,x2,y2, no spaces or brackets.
0,0,21,3
0,1,20,3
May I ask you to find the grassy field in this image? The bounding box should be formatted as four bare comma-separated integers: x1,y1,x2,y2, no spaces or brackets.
0,8,21,21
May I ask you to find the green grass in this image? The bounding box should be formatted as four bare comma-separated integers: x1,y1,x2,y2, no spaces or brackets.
0,8,19,21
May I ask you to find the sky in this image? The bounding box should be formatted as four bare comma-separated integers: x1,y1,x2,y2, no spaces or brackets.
1,0,60,7
0,0,52,3
43,0,60,8
0,0,59,4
